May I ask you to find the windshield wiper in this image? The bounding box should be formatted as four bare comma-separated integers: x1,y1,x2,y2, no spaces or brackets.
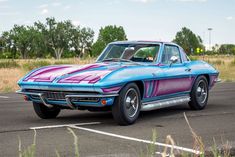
102,58,134,62
98,58,143,65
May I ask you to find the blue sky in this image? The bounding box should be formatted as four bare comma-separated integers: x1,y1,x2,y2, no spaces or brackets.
0,0,234,46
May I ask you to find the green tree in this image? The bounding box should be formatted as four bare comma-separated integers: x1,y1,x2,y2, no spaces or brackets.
173,27,204,55
44,17,74,59
92,25,127,56
0,17,95,59
218,44,235,55
7,25,34,59
70,26,94,58
30,22,50,58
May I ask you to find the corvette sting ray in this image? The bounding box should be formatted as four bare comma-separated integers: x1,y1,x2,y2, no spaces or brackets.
17,41,220,125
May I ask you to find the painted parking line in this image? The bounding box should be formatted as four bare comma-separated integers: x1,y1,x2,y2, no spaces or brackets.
30,122,101,130
29,122,200,155
69,125,201,155
0,96,9,99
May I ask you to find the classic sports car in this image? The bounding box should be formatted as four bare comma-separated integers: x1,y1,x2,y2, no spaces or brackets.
17,41,220,125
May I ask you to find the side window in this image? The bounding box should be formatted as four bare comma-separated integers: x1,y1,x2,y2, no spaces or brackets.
161,45,182,64
180,47,190,62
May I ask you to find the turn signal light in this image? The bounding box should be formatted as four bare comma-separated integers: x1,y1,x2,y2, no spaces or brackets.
101,99,107,105
23,96,29,101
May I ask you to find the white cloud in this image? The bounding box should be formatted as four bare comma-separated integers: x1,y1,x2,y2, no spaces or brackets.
72,20,80,26
226,16,233,20
40,9,49,15
0,0,8,2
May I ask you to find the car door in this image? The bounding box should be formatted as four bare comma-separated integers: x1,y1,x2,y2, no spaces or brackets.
157,44,192,96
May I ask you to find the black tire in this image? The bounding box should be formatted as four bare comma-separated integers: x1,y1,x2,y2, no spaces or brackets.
33,102,61,119
112,83,141,125
189,75,209,110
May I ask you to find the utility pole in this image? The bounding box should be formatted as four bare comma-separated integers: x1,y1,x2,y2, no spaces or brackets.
208,28,213,51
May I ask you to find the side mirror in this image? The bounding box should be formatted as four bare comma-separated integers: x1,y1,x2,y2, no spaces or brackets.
169,56,178,66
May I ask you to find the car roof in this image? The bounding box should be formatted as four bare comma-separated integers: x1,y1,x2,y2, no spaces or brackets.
110,40,179,46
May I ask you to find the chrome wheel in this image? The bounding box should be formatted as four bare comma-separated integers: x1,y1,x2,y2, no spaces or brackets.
196,80,208,104
112,83,141,125
124,88,139,118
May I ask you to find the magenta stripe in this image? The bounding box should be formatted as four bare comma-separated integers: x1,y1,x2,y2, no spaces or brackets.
144,81,150,98
67,64,102,75
157,78,192,96
151,80,158,97
88,76,101,84
102,86,122,93
24,66,69,81
150,80,154,97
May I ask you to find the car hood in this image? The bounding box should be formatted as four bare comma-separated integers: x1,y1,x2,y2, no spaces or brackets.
21,62,139,84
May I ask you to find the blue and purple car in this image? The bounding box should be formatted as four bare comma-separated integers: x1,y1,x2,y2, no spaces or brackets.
17,41,220,125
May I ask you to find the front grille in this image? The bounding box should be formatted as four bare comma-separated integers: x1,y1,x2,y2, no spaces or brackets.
46,92,66,101
25,89,100,102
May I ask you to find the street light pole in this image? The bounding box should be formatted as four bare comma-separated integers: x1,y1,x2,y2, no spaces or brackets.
208,28,213,51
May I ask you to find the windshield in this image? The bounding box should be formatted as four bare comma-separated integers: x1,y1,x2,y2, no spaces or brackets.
97,44,160,63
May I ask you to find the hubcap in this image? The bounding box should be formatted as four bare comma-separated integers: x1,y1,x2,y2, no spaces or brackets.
124,88,139,118
196,80,208,104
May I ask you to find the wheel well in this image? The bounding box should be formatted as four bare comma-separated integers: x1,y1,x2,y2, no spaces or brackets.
196,74,210,85
202,74,210,85
133,81,144,99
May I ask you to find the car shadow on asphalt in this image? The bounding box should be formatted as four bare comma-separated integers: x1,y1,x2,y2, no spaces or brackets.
26,101,227,126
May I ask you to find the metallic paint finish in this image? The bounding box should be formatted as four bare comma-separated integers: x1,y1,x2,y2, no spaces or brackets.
24,65,70,82
17,41,220,109
58,70,111,84
151,80,159,97
144,81,150,98
143,77,193,98
102,86,122,93
156,77,192,96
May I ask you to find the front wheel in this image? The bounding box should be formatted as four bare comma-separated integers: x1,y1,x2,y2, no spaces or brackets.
189,76,209,110
33,102,61,119
112,83,141,125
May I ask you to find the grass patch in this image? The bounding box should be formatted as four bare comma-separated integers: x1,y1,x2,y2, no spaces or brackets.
206,59,225,65
19,130,36,157
230,59,235,66
22,60,51,71
0,60,20,68
54,60,73,65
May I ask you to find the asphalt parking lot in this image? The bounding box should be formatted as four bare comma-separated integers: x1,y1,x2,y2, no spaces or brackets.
0,82,235,157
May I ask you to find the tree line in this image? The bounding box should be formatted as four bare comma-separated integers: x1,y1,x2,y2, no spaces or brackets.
0,17,126,59
0,17,234,59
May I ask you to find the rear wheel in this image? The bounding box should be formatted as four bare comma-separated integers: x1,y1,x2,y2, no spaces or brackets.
112,83,141,125
33,102,61,119
189,76,209,110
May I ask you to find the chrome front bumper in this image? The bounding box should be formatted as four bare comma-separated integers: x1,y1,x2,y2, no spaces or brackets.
16,90,118,109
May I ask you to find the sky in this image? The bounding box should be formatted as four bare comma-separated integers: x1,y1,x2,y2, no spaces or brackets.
0,0,235,47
